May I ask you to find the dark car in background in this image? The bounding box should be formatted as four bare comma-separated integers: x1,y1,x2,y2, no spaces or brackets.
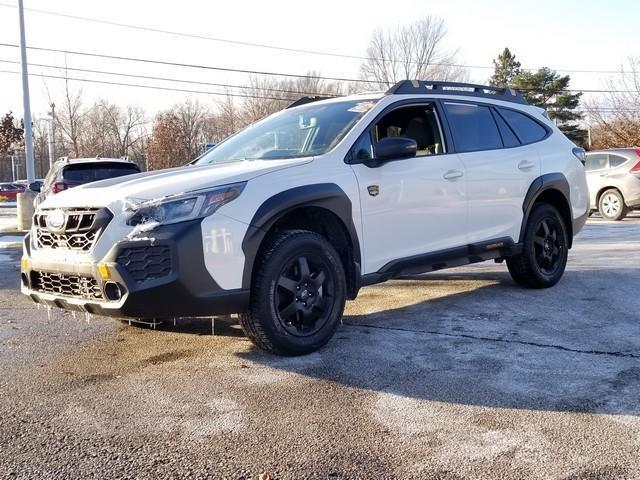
34,157,141,207
0,182,25,202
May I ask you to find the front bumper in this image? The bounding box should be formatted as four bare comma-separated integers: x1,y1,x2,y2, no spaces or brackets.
21,219,249,318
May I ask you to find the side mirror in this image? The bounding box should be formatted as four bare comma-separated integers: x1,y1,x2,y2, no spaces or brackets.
372,137,417,165
28,182,41,192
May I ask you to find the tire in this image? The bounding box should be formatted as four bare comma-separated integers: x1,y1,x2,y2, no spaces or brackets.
598,189,628,221
507,203,569,289
238,230,347,356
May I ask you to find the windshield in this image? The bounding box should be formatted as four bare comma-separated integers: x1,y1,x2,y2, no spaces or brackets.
195,99,378,164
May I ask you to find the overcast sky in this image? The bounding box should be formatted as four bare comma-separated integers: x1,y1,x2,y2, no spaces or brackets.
0,0,637,119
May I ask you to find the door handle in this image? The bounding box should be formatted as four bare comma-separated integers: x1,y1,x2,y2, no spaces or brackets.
443,169,464,180
599,172,609,177
518,160,536,171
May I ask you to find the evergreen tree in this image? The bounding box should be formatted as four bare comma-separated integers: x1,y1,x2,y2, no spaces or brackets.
0,112,24,157
490,48,521,88
511,67,586,145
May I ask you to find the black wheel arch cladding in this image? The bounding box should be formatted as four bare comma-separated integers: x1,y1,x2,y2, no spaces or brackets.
520,173,574,247
241,183,362,294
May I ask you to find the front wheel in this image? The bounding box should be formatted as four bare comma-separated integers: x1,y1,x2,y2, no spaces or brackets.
507,203,569,289
239,230,346,356
598,189,628,221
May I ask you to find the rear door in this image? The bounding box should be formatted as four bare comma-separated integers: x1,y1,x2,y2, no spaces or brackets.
584,153,609,208
441,102,543,244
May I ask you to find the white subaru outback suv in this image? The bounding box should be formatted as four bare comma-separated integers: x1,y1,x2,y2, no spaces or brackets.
21,81,589,355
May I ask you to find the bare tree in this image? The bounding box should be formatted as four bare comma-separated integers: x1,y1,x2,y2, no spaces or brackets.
360,16,467,90
585,58,640,149
146,99,210,170
242,72,343,124
52,76,86,158
99,102,147,158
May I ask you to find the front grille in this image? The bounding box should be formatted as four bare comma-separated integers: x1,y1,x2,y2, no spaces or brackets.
116,246,172,284
36,229,98,251
31,271,103,300
34,207,111,252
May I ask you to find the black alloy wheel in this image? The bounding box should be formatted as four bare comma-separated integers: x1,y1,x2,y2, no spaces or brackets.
275,253,335,337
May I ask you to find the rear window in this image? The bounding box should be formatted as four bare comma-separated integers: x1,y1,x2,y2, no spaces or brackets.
443,103,502,153
62,163,140,183
497,108,548,144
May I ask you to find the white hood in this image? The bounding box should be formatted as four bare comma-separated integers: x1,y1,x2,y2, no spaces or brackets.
41,158,312,209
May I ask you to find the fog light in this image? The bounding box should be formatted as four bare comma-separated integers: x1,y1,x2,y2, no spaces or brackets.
97,264,111,280
21,257,29,271
104,282,123,301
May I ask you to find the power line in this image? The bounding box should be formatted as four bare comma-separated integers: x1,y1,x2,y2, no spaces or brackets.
0,42,381,85
0,53,636,96
0,58,331,96
0,69,298,101
0,1,631,76
1,68,637,113
1,43,637,96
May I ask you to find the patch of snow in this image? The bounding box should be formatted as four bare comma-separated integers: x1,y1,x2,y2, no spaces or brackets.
125,221,160,241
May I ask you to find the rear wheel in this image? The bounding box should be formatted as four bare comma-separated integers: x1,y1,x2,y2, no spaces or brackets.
239,230,346,356
507,203,569,288
598,189,628,221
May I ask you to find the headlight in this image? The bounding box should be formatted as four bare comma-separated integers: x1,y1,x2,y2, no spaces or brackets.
126,182,246,226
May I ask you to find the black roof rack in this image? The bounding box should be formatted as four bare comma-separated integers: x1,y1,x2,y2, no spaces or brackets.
386,80,528,105
286,96,336,109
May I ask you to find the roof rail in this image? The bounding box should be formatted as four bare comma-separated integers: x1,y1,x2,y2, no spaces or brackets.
286,96,335,109
386,80,528,105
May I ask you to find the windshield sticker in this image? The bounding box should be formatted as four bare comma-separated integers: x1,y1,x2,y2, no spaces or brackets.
348,101,375,113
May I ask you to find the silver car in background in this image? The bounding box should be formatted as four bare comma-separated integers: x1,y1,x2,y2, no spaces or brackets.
585,148,640,220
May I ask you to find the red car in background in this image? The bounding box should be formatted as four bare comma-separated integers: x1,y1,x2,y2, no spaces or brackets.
0,183,25,202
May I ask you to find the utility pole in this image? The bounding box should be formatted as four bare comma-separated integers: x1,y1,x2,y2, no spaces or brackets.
18,0,34,184
47,103,55,168
17,0,36,230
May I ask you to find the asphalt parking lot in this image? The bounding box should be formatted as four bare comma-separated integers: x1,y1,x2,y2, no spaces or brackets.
1,215,639,479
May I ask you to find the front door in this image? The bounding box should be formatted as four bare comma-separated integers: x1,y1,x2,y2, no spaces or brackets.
349,102,467,274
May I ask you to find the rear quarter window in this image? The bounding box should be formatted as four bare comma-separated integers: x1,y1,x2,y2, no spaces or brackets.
443,102,503,153
609,154,628,168
496,108,548,144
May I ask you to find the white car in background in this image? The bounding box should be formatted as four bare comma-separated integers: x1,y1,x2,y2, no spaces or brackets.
584,148,640,220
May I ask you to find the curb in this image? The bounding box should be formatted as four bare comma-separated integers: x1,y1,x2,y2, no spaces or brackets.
0,232,25,249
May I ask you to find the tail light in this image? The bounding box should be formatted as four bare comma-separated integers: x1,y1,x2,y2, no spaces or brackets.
51,181,67,193
572,147,586,166
630,161,640,173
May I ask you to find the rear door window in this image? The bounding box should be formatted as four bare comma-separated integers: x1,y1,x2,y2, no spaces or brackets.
62,163,140,183
585,154,608,171
496,108,548,144
443,102,502,153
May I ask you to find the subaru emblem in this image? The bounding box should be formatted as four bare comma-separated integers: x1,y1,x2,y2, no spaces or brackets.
367,185,380,197
46,209,66,232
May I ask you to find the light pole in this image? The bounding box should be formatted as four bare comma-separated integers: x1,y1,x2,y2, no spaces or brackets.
47,103,55,168
17,0,37,230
